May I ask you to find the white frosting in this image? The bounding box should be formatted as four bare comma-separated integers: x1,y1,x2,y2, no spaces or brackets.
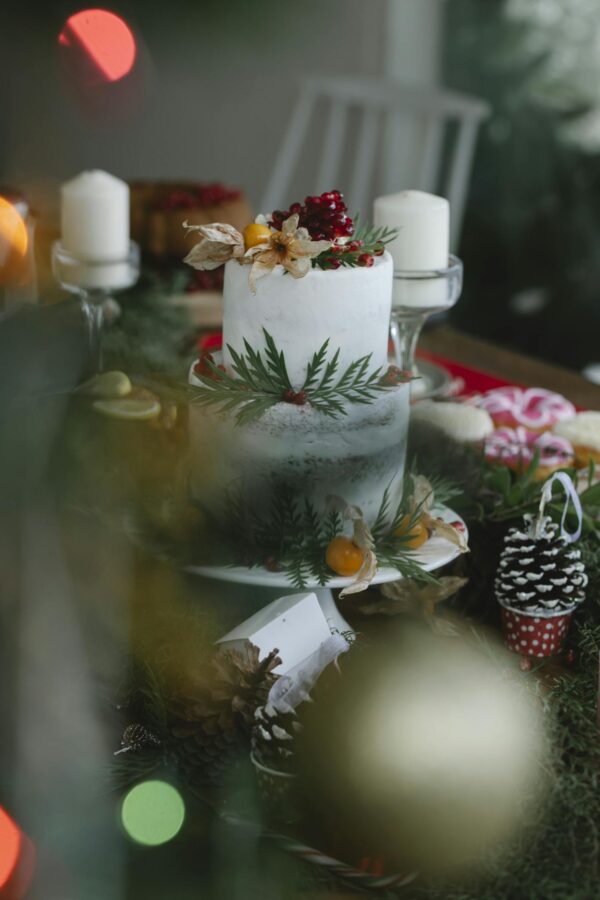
410,400,494,443
222,252,393,389
554,411,600,451
189,364,410,525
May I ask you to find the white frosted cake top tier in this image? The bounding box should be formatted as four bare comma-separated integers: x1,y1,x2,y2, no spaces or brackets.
222,252,393,388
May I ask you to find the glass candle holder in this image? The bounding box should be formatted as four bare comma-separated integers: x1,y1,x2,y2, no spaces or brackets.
52,241,140,373
389,255,463,393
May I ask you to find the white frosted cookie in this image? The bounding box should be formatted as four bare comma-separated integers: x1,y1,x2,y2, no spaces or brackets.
411,400,494,443
553,411,600,466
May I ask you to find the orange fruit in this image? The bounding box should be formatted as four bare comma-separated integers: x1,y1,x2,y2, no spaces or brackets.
243,223,271,250
393,515,429,550
325,536,364,577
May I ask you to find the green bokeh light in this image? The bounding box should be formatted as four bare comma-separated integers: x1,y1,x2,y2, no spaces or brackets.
121,780,185,846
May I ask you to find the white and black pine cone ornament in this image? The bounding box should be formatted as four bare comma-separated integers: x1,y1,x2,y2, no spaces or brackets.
495,513,587,613
251,702,302,774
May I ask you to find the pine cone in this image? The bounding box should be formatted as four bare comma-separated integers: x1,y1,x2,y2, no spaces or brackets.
251,702,302,774
166,643,281,786
495,513,587,613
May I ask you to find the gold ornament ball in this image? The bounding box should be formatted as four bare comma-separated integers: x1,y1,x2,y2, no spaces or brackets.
294,622,547,877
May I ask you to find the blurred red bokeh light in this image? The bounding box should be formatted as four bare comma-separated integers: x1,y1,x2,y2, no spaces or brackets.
58,8,136,84
0,806,34,899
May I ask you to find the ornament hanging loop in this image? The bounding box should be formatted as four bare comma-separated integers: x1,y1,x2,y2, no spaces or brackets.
536,472,583,543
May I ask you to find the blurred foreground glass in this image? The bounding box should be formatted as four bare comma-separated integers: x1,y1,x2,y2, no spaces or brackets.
390,256,463,394
52,240,139,373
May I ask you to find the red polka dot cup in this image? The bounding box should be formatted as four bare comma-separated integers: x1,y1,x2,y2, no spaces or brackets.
499,601,573,658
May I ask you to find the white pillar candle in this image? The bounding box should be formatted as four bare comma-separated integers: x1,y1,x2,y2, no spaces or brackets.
374,190,449,271
374,190,451,309
61,170,130,262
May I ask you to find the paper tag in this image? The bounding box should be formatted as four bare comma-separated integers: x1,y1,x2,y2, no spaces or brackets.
217,592,333,676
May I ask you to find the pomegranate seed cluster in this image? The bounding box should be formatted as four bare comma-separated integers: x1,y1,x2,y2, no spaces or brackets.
269,191,386,270
270,190,354,241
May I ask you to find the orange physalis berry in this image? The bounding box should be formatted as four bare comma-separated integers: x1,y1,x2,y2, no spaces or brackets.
325,536,364,577
393,515,429,550
243,223,272,250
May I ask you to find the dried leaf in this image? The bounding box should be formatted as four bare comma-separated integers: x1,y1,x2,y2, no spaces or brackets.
422,513,469,553
410,474,435,514
327,495,379,596
358,576,469,617
183,222,244,270
339,548,378,598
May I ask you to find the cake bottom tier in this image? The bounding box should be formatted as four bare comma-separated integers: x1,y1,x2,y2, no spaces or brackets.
189,384,410,527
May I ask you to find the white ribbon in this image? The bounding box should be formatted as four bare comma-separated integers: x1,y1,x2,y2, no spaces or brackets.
536,471,583,543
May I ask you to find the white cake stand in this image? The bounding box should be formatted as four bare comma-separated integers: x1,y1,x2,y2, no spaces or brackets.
187,505,468,637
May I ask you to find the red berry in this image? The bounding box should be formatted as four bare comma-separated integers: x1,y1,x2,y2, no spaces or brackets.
380,365,409,386
265,556,281,572
374,243,385,256
293,391,308,405
358,253,374,267
283,389,296,403
193,351,223,381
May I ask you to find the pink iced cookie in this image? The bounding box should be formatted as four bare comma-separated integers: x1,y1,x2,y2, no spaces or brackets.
485,427,574,478
475,386,575,432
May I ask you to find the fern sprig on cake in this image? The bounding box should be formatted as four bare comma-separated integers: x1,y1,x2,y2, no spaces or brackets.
190,329,409,425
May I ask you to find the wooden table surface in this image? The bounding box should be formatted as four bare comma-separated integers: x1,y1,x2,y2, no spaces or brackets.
421,325,600,409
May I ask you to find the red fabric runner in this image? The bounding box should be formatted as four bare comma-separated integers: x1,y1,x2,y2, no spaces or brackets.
416,349,517,396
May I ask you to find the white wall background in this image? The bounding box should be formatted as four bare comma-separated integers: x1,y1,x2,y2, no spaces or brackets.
1,2,443,212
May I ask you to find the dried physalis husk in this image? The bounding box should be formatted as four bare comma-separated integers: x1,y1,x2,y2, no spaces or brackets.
326,496,378,597
409,475,469,554
183,222,245,270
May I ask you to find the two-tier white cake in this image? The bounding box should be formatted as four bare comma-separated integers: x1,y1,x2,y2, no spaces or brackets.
188,246,410,525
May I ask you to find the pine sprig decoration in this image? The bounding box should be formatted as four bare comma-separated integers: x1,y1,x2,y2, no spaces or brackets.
371,479,439,585
353,219,399,248
312,216,399,271
190,330,406,425
221,483,434,589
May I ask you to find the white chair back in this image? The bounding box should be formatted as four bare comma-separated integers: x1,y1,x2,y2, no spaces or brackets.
261,76,490,251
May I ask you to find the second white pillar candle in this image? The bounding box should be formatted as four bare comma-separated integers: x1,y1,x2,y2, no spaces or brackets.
374,190,449,271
